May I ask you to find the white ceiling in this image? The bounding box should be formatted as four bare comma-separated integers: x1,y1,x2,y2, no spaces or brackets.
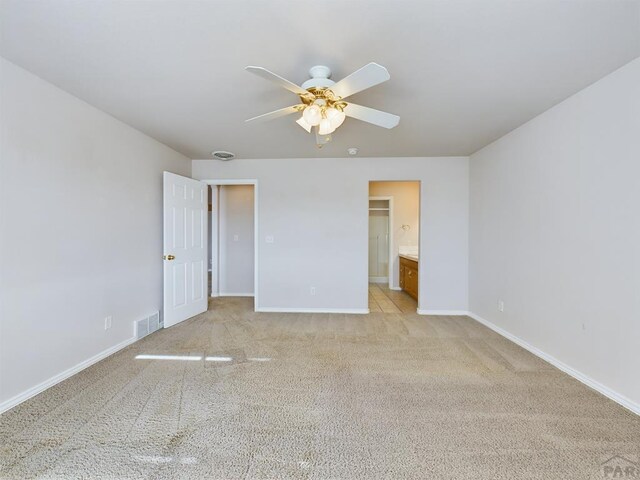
2,0,639,159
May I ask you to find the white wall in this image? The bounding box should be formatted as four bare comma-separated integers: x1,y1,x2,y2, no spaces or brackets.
219,185,254,296
369,181,420,289
469,57,640,411
0,58,190,410
193,157,469,313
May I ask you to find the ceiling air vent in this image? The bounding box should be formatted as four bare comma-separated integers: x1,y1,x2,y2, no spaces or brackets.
211,150,235,161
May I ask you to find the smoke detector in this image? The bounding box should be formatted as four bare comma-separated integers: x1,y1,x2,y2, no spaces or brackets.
211,151,235,161
347,147,359,156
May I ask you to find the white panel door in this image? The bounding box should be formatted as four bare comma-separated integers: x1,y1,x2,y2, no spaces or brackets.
163,172,208,328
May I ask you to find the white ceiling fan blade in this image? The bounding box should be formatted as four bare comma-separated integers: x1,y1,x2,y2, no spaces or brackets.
343,103,400,129
245,105,304,123
245,66,311,97
329,63,390,99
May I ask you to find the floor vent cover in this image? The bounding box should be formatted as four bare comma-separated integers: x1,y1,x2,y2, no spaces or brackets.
135,311,161,340
148,312,160,332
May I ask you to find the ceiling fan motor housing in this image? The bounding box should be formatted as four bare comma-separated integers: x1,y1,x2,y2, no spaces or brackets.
301,65,336,90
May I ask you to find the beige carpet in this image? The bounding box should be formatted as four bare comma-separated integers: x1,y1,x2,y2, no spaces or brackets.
1,297,638,479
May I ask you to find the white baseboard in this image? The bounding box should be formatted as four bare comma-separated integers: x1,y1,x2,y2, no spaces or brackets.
0,336,136,414
389,286,402,291
256,307,369,314
219,292,255,297
467,312,640,416
417,309,471,316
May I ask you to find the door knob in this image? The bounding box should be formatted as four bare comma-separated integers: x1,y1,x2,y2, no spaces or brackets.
163,255,175,260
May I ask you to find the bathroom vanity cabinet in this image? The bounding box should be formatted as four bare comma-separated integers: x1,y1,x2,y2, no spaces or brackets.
399,255,418,300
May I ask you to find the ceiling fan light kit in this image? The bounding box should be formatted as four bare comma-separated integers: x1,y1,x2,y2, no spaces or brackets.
296,116,312,133
245,63,399,147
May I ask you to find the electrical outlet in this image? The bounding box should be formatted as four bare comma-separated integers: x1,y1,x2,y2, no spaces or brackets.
310,286,316,296
265,235,274,243
497,300,504,312
104,316,112,330
233,234,239,242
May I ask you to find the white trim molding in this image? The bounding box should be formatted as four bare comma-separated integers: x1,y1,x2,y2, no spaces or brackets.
256,307,370,314
417,309,471,316
0,336,136,414
219,292,255,297
467,312,640,416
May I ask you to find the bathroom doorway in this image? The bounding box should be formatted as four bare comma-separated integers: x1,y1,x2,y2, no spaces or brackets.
368,181,420,313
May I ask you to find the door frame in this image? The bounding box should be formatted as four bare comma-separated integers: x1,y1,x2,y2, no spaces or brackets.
368,181,422,312
368,195,394,290
203,179,259,310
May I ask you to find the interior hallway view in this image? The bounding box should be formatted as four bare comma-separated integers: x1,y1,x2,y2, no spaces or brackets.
1,297,638,480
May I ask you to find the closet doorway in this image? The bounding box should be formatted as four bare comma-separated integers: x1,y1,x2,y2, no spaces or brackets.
368,196,393,287
208,181,257,301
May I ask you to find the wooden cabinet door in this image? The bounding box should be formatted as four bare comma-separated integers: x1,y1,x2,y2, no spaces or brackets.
399,257,419,300
405,265,418,299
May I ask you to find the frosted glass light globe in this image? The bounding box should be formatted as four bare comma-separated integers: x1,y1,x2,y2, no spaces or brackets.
318,118,335,135
296,115,312,133
325,107,339,122
330,109,346,129
303,105,322,126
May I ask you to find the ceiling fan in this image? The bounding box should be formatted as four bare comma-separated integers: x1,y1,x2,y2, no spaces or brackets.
245,63,400,147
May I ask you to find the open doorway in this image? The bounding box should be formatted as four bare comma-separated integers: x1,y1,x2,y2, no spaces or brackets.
368,181,420,313
208,183,256,300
